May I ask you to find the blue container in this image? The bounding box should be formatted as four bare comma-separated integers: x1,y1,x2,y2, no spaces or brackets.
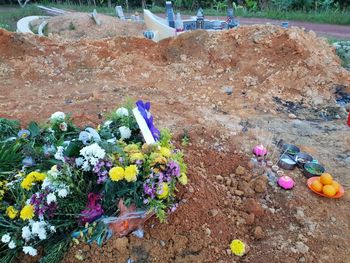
281,21,289,28
143,30,155,40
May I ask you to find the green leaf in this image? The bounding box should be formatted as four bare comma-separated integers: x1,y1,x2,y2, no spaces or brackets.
0,141,23,173
28,122,41,138
65,141,82,157
0,118,20,141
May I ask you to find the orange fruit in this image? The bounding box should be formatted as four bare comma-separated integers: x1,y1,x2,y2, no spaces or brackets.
331,181,340,193
311,179,323,192
322,185,337,197
320,173,333,185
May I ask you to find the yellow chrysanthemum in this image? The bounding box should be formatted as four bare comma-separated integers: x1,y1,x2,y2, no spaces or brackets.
21,176,34,190
179,173,188,185
109,167,125,181
129,152,144,163
33,172,46,182
160,147,171,158
151,155,167,167
157,182,169,199
20,204,35,220
230,239,245,256
124,165,138,182
124,144,140,154
6,206,18,219
21,172,46,190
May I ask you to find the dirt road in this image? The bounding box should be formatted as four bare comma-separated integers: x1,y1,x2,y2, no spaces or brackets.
238,17,350,40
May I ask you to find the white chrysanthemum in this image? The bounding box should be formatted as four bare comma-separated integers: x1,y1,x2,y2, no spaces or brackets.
119,126,131,139
38,228,47,240
116,107,129,117
41,178,52,189
1,234,10,243
107,138,116,144
80,143,105,160
57,188,68,198
85,127,101,142
23,246,37,256
50,112,66,121
50,226,56,233
103,120,113,127
75,157,84,167
31,221,42,235
46,193,56,205
90,157,99,166
82,161,90,172
54,146,65,162
22,226,32,241
8,240,16,249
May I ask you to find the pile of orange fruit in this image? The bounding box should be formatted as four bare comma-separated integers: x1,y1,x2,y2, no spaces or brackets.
310,173,342,197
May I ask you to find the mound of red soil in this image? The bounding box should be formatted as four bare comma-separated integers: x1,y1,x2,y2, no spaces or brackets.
1,25,350,262
45,12,146,40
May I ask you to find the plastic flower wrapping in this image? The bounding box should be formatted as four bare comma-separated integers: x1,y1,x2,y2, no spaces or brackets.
0,100,187,263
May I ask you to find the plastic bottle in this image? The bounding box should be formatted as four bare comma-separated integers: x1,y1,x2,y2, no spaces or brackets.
175,12,184,32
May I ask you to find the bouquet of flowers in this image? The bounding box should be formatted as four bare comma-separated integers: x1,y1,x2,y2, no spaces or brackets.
0,100,187,263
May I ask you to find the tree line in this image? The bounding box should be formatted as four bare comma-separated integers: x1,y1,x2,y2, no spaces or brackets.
0,0,348,11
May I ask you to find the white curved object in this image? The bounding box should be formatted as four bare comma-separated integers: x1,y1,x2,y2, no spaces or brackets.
17,16,40,33
38,20,48,36
16,16,48,34
143,9,175,42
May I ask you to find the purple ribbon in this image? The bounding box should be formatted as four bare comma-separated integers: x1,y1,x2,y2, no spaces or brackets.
136,100,160,140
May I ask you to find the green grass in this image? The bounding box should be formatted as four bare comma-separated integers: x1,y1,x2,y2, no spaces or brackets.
47,3,116,16
241,9,350,25
0,5,45,31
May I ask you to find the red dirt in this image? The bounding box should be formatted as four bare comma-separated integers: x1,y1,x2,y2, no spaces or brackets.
1,25,350,262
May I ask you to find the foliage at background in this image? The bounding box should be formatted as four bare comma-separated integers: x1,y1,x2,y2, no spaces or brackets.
0,0,348,11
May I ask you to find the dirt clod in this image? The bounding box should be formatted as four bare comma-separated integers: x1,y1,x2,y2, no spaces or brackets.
253,226,264,239
235,165,246,175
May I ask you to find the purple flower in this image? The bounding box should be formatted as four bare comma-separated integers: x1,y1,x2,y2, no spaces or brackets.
166,161,180,177
97,175,107,184
105,161,112,168
143,183,156,199
80,193,104,224
169,203,179,213
158,172,164,181
136,100,160,140
93,159,112,184
64,156,76,167
30,190,57,218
